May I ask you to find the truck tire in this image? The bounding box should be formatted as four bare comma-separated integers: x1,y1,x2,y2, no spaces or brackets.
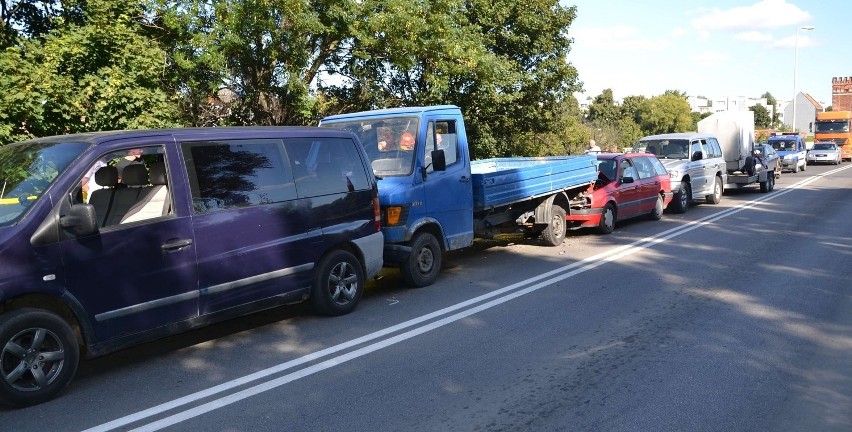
541,205,567,246
597,203,616,234
0,309,80,407
705,176,722,204
670,182,690,214
310,250,364,316
400,232,442,288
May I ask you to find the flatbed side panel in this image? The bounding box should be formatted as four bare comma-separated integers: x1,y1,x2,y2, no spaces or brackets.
470,155,597,210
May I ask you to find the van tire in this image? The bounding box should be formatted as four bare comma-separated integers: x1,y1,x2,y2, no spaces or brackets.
401,232,442,288
541,205,567,246
0,309,79,407
311,250,365,316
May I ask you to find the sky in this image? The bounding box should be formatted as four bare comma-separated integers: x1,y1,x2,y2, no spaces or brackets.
563,0,852,107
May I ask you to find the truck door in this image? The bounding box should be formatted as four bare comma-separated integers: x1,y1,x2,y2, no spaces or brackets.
423,118,474,249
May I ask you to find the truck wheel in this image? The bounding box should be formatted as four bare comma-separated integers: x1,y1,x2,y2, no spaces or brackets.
541,205,567,246
401,232,442,288
597,203,616,234
648,194,664,221
310,250,364,316
705,176,722,204
670,182,690,214
0,309,79,407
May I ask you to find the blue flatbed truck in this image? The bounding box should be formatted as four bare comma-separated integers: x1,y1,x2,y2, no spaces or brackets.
320,105,597,287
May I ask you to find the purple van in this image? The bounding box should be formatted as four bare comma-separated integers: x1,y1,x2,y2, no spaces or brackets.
0,127,383,407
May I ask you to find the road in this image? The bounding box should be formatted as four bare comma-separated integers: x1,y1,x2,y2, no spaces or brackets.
4,163,852,432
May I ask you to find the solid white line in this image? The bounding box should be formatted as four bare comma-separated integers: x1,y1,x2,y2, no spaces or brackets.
83,165,850,432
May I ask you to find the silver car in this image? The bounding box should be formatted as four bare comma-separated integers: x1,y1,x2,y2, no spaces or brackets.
807,142,842,165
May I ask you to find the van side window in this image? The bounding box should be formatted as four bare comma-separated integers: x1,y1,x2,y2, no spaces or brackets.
181,139,297,213
287,137,370,198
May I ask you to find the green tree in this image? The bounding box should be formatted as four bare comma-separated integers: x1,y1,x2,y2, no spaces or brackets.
0,0,179,143
761,91,779,128
636,93,692,135
620,95,646,125
587,89,620,124
750,104,771,128
0,0,85,48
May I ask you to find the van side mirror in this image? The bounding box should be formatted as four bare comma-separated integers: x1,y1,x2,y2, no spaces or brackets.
60,203,98,236
430,149,446,172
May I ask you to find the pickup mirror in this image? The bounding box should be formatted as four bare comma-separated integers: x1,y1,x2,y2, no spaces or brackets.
60,203,98,237
691,151,703,161
621,176,634,184
430,149,447,172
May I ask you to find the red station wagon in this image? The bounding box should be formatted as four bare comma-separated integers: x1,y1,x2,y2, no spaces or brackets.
567,152,673,233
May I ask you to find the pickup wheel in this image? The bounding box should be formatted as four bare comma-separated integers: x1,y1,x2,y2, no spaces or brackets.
597,203,616,234
670,182,690,214
310,250,364,316
648,194,664,221
541,205,567,246
401,232,442,288
0,309,79,408
705,176,722,204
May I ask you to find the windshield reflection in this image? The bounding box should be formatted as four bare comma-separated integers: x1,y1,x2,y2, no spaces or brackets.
321,117,419,177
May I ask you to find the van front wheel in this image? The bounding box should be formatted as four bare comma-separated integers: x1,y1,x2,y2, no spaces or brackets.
0,309,79,408
401,232,442,288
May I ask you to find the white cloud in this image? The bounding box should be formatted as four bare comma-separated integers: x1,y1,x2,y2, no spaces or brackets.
689,51,730,66
771,33,816,49
671,27,689,37
571,25,672,51
735,31,773,42
691,0,812,34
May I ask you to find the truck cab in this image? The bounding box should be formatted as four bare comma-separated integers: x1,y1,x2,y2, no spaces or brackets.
768,133,807,173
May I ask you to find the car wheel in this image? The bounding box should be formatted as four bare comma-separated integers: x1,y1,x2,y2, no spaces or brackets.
670,182,690,214
648,194,664,221
400,232,442,288
792,162,798,173
705,176,722,204
0,309,79,408
801,160,806,172
597,203,616,234
311,250,365,316
541,205,567,246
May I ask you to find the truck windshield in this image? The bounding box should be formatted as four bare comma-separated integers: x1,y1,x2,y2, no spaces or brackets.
633,139,689,159
814,120,850,133
0,141,88,227
320,117,419,177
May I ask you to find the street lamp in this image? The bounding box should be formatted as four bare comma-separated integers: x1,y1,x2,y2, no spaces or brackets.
792,25,814,133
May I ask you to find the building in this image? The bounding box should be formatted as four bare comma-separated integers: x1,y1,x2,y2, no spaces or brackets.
782,92,822,134
833,76,852,112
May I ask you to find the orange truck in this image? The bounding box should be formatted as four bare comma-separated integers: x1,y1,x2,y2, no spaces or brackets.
814,111,852,161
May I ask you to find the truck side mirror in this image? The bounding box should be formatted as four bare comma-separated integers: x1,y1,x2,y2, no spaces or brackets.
60,203,98,237
430,149,447,172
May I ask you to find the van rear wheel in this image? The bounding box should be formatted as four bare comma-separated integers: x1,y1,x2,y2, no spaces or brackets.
0,309,79,407
401,232,442,288
311,250,364,316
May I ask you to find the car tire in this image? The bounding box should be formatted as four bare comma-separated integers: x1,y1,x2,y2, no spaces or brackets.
705,176,722,204
311,250,365,316
792,162,799,173
0,309,79,408
670,182,690,214
648,194,664,221
801,160,806,172
541,205,567,246
597,203,616,234
400,232,442,288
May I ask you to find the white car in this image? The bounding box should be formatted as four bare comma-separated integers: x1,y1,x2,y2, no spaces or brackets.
807,142,842,165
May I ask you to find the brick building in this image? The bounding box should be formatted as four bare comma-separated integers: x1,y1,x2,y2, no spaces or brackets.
833,76,852,111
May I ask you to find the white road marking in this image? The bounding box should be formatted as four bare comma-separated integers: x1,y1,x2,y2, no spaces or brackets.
82,165,851,432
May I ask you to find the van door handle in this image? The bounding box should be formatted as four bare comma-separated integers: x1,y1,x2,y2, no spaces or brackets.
460,176,471,183
162,239,193,251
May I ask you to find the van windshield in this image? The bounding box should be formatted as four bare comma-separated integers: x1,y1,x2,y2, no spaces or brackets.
320,116,419,177
0,141,88,227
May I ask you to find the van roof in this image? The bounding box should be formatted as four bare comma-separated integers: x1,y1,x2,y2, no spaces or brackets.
13,126,356,147
638,132,716,141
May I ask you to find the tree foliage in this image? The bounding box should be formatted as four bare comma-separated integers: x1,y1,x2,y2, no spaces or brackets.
636,93,692,135
750,104,771,129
